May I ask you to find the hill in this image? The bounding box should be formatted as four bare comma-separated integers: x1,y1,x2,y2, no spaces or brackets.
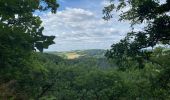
47,49,107,59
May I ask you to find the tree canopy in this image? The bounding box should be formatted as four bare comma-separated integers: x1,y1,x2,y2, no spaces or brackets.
0,0,59,68
104,0,170,69
0,0,59,99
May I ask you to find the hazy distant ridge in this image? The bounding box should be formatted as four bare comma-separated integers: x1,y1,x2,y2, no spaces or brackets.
47,49,107,59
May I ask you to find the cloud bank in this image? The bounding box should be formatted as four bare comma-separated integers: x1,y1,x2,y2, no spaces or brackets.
41,7,129,51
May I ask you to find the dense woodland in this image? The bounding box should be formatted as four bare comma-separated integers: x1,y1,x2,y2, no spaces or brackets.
0,0,170,100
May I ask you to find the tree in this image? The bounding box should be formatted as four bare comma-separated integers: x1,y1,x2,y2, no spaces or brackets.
0,0,59,99
104,0,170,69
0,0,59,52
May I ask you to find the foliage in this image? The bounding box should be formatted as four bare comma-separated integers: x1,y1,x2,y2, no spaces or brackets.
34,51,170,100
1,47,170,99
0,0,59,99
1,0,170,99
103,1,170,97
104,0,170,69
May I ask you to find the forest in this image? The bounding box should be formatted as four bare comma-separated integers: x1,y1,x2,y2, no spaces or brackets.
0,0,170,100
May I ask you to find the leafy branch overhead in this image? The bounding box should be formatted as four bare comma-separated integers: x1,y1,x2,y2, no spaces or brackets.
103,0,170,23
104,0,170,69
0,0,59,52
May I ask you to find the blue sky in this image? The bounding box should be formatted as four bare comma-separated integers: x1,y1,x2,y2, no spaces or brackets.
41,0,133,51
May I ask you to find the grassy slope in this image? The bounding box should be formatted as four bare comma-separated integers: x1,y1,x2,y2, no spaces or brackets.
46,49,107,59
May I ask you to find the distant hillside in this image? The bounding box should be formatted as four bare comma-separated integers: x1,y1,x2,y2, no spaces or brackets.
46,49,114,69
46,49,107,59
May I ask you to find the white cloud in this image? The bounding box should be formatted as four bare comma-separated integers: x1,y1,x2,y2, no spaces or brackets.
41,7,128,51
101,0,111,7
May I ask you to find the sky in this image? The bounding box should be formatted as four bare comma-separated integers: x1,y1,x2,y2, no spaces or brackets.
40,0,134,51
